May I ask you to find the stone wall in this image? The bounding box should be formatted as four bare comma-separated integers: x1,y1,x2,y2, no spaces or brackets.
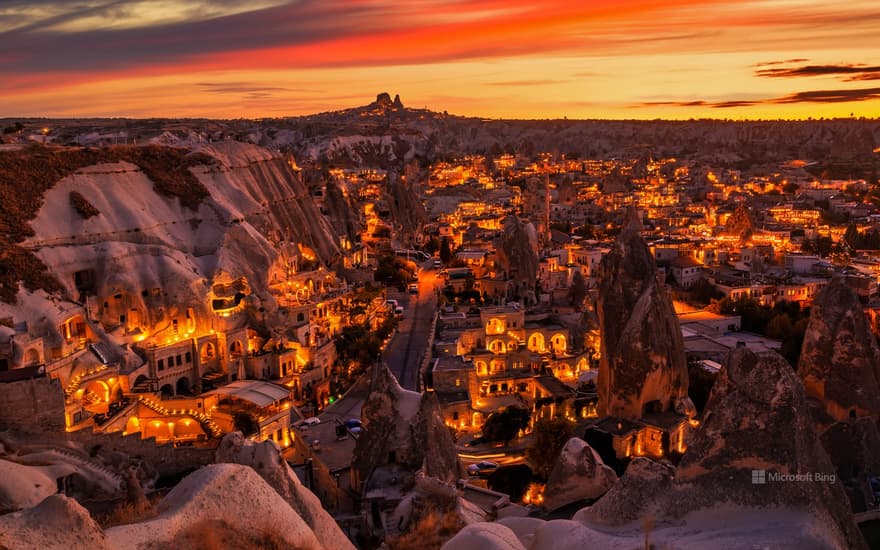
0,376,65,433
65,430,216,479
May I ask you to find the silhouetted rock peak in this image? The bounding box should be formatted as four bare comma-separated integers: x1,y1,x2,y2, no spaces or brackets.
596,226,690,419
798,277,880,421
375,92,393,106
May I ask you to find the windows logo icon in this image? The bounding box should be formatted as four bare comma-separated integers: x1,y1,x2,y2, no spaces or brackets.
751,470,766,484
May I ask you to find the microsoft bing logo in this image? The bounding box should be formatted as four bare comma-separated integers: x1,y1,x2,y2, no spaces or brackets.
751,470,766,484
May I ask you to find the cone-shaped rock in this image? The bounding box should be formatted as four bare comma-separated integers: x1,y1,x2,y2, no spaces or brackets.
353,363,463,488
596,223,690,419
798,277,880,422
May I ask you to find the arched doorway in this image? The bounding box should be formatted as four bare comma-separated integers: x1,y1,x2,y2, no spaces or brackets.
230,340,243,357
160,384,174,398
200,342,216,363
176,377,190,396
527,333,545,353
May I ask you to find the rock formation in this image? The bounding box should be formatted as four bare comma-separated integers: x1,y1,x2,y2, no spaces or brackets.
0,494,108,550
543,438,617,511
583,347,866,549
575,456,673,526
798,277,880,511
595,222,691,419
493,215,539,301
724,203,755,243
105,464,325,549
216,432,355,550
798,277,880,422
353,363,463,487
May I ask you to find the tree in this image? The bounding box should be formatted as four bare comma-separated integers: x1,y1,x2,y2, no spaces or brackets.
439,237,452,264
482,406,531,445
567,271,587,310
526,418,575,480
233,411,259,437
487,464,532,502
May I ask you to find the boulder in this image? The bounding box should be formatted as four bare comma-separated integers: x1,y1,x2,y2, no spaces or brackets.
543,438,617,511
0,458,60,513
0,494,108,550
105,463,323,549
215,432,355,550
575,457,673,526
595,223,690,419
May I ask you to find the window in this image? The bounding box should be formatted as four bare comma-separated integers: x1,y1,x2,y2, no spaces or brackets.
185,352,192,363
176,354,182,366
455,378,461,387
158,359,164,371
452,412,459,420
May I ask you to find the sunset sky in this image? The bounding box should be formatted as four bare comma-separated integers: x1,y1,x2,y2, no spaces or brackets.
2,0,880,119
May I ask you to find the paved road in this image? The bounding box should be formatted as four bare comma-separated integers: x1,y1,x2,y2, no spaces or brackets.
383,264,440,391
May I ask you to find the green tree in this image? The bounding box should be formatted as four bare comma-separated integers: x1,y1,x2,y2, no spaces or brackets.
482,406,531,445
526,417,575,479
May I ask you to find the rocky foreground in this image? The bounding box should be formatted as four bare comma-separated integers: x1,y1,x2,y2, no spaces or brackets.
0,434,353,550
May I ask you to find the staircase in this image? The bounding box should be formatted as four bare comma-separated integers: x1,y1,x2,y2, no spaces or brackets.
64,365,109,398
137,396,222,438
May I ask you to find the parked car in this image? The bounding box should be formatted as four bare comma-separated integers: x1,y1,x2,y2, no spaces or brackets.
467,461,499,477
408,283,418,294
433,259,442,269
386,299,399,309
394,305,405,318
301,417,321,426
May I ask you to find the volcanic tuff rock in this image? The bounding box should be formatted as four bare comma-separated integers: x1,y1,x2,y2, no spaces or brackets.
215,432,355,550
798,277,880,422
0,494,108,550
353,363,463,487
595,223,691,419
575,456,674,526
543,438,617,511
797,277,880,511
493,215,539,298
575,348,866,549
105,464,324,549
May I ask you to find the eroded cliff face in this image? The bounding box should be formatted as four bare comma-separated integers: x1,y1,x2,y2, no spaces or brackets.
595,225,690,419
3,141,343,348
798,277,880,422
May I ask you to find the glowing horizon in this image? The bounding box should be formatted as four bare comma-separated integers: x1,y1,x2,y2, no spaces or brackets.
1,0,880,120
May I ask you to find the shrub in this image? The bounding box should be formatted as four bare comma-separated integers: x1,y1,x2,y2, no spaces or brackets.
69,191,100,219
